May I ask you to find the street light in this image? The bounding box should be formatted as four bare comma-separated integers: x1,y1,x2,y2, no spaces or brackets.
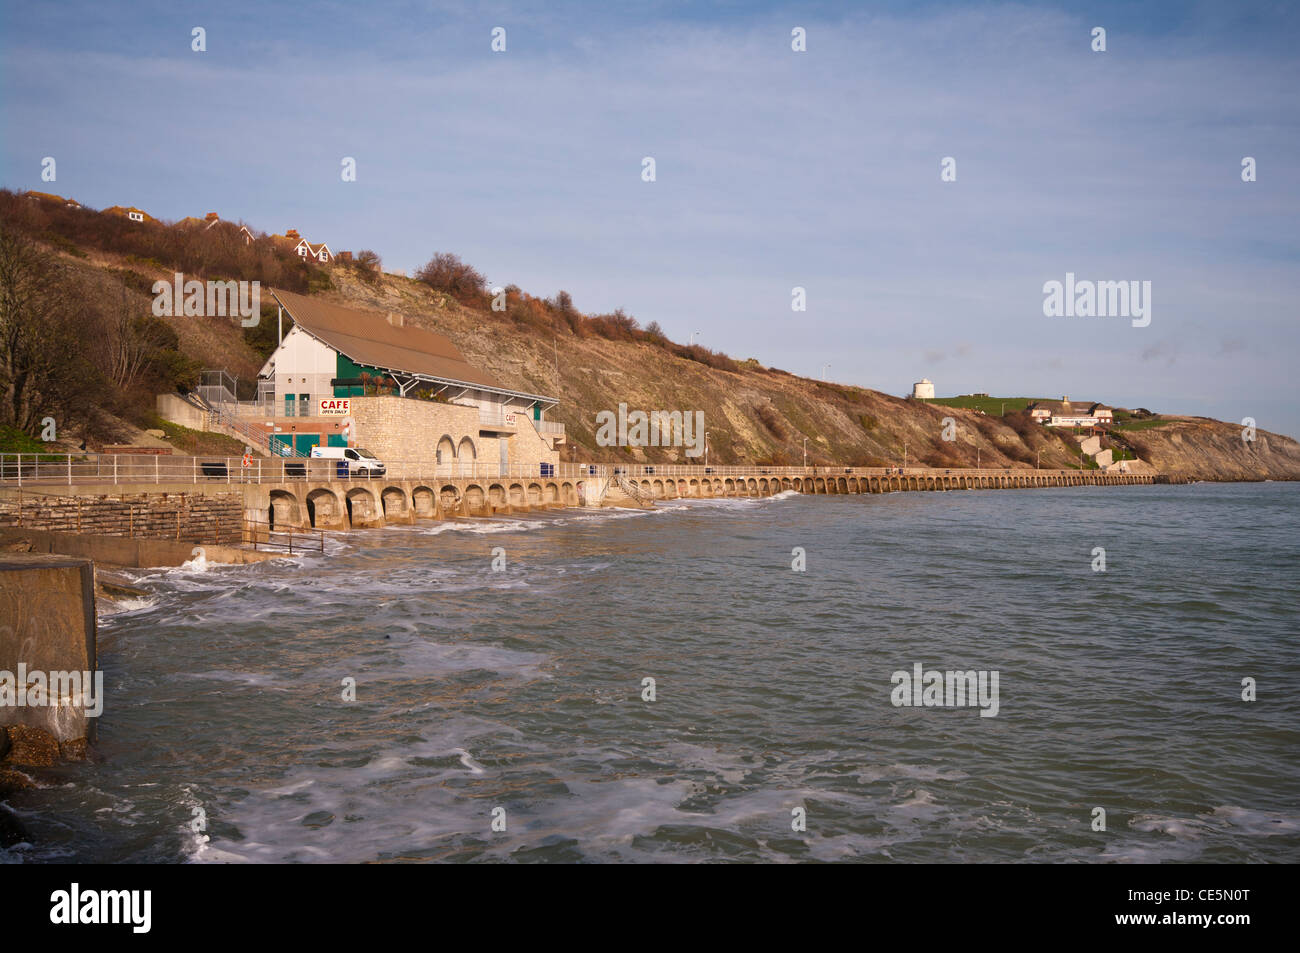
705,431,710,468
690,330,702,346
1036,447,1041,469
903,441,907,468
803,437,808,468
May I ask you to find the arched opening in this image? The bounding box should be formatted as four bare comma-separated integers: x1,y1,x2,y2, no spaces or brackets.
436,436,456,475
268,489,301,530
457,437,477,477
381,486,408,520
346,487,379,527
412,486,436,517
306,488,341,529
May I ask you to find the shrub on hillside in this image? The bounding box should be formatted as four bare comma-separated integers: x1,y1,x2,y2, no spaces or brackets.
346,249,382,285
755,403,787,439
416,252,488,302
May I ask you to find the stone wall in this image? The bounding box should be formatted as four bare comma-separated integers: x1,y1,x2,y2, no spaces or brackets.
507,413,561,471
349,396,558,471
0,493,244,544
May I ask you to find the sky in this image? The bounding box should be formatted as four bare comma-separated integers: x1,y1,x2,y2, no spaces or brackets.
2,0,1297,435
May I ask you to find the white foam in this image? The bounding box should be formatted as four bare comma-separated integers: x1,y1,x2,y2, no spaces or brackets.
99,596,158,615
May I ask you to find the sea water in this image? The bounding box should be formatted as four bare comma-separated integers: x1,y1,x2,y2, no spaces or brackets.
3,482,1297,863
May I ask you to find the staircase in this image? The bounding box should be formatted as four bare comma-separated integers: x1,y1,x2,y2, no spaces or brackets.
602,472,655,508
208,408,299,457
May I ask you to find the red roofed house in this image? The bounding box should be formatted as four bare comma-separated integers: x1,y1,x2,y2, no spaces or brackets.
272,228,333,264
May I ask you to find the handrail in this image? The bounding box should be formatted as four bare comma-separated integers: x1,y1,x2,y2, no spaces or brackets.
614,472,653,506
243,517,326,554
0,452,1128,489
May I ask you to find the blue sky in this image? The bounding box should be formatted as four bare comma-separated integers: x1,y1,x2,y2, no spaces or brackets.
3,1,1297,435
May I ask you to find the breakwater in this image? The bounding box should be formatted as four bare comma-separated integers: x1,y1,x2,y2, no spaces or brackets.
1,460,1154,537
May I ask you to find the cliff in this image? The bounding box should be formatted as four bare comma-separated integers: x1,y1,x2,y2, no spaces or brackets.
6,207,1298,481
321,269,1300,480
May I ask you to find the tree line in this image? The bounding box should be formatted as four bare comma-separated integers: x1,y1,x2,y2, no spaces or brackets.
414,251,743,373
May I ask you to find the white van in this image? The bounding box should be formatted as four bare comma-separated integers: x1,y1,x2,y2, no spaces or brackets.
310,446,387,477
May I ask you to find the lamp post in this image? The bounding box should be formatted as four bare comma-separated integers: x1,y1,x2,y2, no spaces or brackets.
705,431,710,468
903,442,907,469
803,437,808,468
1036,447,1041,469
690,330,702,346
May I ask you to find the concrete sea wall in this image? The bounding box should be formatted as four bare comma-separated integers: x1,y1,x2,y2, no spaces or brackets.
0,555,97,766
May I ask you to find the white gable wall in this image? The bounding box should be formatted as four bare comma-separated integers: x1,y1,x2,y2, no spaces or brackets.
268,326,337,415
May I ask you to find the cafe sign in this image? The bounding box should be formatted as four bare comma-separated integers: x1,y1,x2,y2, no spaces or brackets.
319,398,351,415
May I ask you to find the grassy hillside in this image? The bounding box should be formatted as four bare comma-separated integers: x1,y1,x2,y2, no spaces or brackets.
4,190,1299,480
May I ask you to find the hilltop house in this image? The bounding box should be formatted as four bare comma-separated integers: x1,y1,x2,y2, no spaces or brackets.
177,211,226,229
25,191,83,209
1028,397,1113,429
272,228,333,263
175,213,259,244
104,204,156,224
254,288,563,469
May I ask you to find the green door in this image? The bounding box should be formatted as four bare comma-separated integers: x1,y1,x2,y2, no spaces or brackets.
295,434,318,455
271,434,293,457
327,433,348,448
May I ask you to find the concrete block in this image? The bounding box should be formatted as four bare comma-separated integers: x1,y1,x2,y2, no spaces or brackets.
0,555,97,749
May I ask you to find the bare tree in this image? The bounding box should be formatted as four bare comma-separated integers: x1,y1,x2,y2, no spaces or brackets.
103,282,154,391
0,226,98,433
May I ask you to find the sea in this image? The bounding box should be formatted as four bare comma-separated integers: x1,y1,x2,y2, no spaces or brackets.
3,481,1297,863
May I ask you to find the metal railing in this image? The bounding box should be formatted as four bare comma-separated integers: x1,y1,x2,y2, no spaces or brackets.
478,408,520,429
244,518,326,554
613,473,653,506
536,419,565,435
0,453,1123,489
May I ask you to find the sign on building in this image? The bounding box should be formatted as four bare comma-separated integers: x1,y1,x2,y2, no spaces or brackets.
319,398,351,415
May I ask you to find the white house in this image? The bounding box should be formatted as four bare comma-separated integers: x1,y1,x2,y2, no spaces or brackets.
1028,397,1113,429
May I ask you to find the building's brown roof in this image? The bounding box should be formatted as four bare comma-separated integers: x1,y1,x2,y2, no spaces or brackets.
106,205,154,222
1029,398,1111,416
270,288,524,395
